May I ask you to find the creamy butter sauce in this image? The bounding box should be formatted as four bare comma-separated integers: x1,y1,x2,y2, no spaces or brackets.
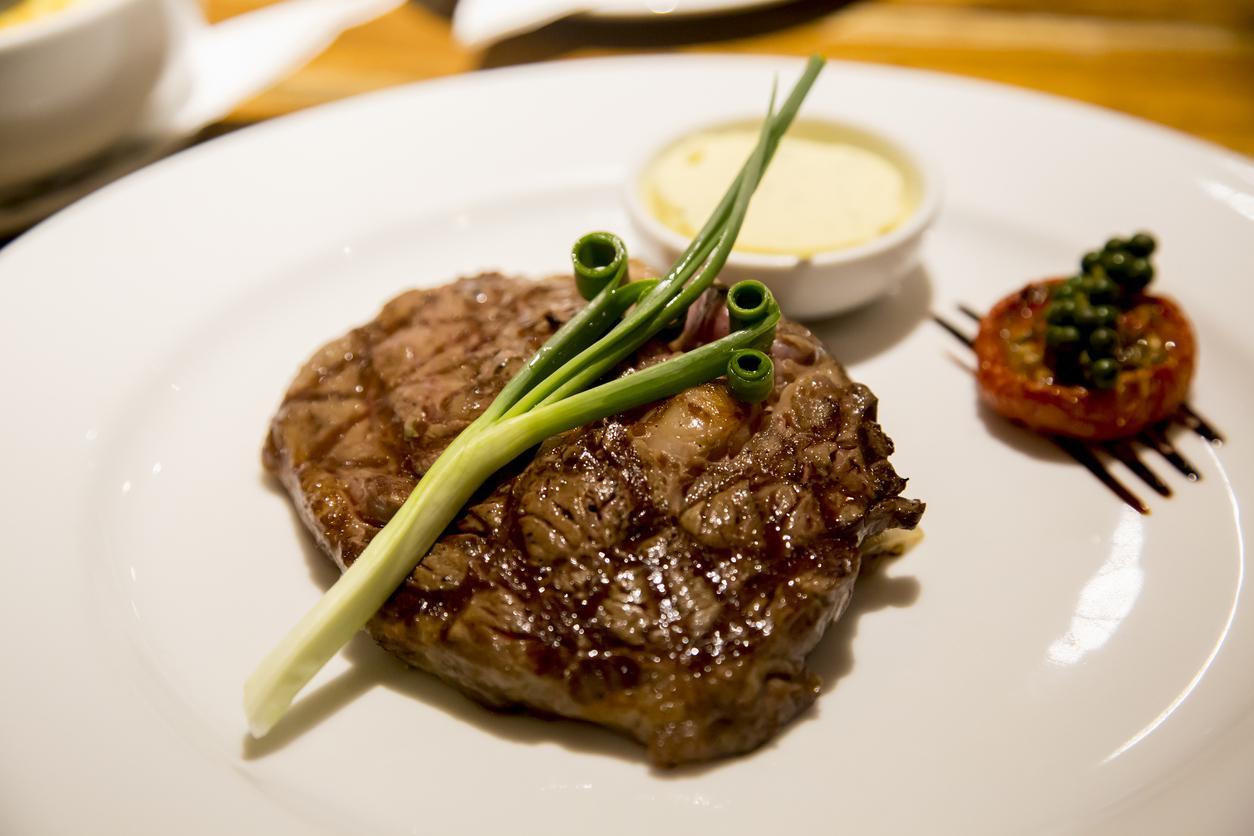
643,121,912,257
0,0,83,29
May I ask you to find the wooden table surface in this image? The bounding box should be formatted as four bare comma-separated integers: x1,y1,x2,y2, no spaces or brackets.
202,0,1254,156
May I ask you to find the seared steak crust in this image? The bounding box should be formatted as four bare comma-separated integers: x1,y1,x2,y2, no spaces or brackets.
264,273,923,765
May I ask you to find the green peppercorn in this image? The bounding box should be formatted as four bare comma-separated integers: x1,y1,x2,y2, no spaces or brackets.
1080,251,1102,273
1078,304,1118,329
1104,237,1128,254
1046,299,1078,325
1127,232,1156,257
1123,257,1153,291
1046,325,1082,350
1086,277,1119,304
1089,327,1118,355
1051,280,1081,301
1089,357,1120,389
1102,250,1129,278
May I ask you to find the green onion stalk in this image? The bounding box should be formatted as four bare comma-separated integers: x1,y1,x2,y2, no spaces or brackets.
244,55,827,737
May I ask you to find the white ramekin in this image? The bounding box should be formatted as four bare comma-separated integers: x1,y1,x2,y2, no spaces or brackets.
623,116,942,321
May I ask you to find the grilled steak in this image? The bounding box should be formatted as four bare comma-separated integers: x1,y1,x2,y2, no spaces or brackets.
263,272,924,765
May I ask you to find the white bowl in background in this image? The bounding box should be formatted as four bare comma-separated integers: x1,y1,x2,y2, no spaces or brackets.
0,0,405,233
624,116,942,320
0,0,171,191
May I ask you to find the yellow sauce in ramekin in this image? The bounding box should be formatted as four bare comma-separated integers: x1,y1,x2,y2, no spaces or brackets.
0,0,84,29
641,120,915,258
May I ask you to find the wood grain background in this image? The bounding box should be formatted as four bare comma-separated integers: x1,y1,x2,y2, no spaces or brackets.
202,0,1254,155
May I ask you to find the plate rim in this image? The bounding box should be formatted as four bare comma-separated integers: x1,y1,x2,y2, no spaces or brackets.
7,51,1253,260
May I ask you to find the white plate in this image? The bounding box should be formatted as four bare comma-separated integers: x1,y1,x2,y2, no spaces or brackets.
1,56,1252,835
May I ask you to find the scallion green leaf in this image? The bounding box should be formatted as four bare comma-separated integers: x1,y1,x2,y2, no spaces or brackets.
726,348,775,404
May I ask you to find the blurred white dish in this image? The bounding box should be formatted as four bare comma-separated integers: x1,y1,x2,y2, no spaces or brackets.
625,115,941,319
0,0,171,189
453,0,792,47
592,0,791,16
0,0,402,234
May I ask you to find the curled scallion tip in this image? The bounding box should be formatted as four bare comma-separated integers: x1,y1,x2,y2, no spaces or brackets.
572,231,628,301
727,279,779,351
727,280,772,331
726,348,775,403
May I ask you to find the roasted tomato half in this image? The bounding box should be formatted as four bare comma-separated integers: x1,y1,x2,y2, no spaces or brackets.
974,279,1196,440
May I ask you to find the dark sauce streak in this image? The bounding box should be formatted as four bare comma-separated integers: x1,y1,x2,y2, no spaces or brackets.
1053,438,1151,514
1103,440,1171,498
930,314,974,348
957,303,982,323
1178,403,1224,444
1141,424,1200,481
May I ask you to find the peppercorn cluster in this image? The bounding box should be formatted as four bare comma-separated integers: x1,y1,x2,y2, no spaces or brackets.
1044,232,1157,389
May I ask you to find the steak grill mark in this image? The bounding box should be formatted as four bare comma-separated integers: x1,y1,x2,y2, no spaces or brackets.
265,273,924,765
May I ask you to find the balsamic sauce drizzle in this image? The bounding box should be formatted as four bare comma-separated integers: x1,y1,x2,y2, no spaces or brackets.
1104,440,1171,498
930,314,974,349
1055,437,1151,514
933,307,1223,514
1142,424,1200,480
1179,403,1225,444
